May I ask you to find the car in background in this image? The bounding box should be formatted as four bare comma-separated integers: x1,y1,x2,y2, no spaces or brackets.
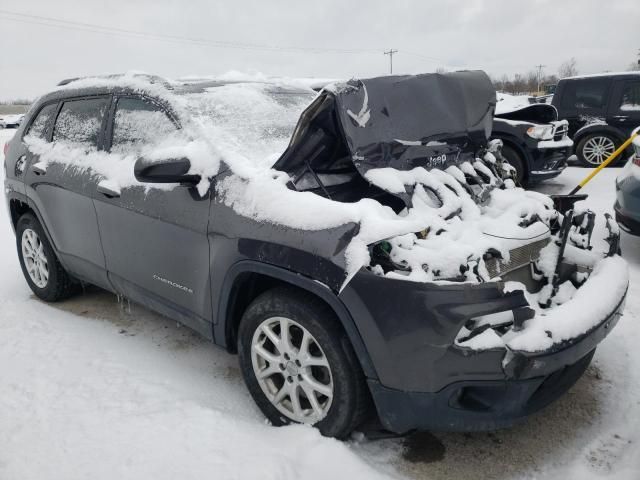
614,126,640,235
552,72,640,167
0,114,24,129
492,93,572,184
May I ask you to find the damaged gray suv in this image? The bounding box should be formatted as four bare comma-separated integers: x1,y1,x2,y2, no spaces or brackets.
3,71,628,438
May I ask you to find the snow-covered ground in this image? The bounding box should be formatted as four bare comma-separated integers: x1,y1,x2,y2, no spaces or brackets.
1,126,639,479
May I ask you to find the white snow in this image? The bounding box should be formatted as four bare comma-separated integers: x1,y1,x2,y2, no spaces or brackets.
538,137,574,149
495,92,534,115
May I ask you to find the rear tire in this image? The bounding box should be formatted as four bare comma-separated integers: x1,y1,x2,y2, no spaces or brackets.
501,144,526,185
237,286,370,438
16,213,77,302
576,133,620,167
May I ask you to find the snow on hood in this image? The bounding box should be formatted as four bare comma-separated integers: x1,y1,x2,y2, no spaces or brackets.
495,92,557,123
495,92,533,114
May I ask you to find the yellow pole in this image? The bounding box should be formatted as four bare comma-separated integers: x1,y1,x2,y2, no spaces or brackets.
569,132,639,195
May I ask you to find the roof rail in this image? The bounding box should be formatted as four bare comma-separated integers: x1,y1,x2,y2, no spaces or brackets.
56,73,173,88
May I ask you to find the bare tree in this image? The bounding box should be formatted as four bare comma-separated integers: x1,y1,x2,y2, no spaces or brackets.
558,58,578,78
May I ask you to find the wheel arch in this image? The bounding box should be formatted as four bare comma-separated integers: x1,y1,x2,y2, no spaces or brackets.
8,194,59,254
216,260,378,380
573,124,626,146
492,134,530,180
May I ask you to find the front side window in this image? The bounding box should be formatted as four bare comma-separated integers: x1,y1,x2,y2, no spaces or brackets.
53,97,109,147
111,97,178,153
562,80,609,110
619,82,640,112
25,103,57,140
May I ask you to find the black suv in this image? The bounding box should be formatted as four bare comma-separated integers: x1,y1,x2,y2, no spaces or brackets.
3,72,627,438
552,72,640,166
491,100,571,184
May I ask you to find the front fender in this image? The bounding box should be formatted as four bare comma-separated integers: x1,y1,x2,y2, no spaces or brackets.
215,259,378,380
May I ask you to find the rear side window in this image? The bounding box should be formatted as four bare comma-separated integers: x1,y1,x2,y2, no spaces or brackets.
111,97,178,153
561,79,609,110
53,97,109,147
25,103,57,140
619,82,640,111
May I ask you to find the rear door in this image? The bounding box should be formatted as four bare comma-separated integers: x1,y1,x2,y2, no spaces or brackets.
92,95,213,334
608,78,640,137
556,78,611,136
24,96,111,289
9,102,58,197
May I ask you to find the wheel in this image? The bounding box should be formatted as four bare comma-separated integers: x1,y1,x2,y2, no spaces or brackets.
501,144,526,185
237,287,370,438
576,133,619,167
16,213,77,301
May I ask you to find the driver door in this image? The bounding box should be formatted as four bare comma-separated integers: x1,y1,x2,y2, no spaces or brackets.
92,95,213,335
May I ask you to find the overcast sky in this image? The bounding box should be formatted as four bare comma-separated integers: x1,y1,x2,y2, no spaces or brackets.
1,0,638,100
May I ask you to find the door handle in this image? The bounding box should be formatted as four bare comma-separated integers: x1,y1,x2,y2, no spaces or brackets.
97,180,121,198
613,115,629,121
31,163,47,175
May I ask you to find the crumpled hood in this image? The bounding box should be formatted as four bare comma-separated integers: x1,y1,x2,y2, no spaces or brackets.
273,71,496,179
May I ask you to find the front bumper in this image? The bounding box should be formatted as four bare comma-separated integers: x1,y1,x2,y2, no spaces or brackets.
527,146,570,182
340,260,627,433
369,348,597,433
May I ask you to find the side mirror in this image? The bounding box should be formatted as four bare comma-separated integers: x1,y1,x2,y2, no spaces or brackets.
134,157,200,185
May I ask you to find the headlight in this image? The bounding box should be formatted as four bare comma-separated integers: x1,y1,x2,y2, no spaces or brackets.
526,125,554,140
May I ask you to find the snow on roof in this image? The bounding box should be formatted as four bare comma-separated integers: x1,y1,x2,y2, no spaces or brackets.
563,71,640,80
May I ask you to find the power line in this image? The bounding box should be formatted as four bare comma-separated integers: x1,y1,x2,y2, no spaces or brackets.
0,9,493,75
384,49,398,74
0,9,381,55
535,64,546,93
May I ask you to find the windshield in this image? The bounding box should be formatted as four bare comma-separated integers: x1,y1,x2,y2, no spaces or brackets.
182,83,317,170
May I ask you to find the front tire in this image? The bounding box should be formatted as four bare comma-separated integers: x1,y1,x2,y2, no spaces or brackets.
238,287,370,438
501,144,526,185
576,133,619,167
16,213,76,301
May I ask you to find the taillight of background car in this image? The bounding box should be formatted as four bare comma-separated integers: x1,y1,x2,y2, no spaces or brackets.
3,142,8,157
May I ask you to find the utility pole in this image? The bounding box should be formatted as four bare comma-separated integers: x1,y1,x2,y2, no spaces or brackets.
384,49,398,74
535,64,546,94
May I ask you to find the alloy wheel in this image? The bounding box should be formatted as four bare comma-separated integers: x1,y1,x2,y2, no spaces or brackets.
582,136,616,165
251,316,333,424
21,228,49,288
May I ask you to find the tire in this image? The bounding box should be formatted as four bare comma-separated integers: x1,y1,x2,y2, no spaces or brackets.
16,213,77,302
501,144,526,185
237,286,370,438
576,133,620,167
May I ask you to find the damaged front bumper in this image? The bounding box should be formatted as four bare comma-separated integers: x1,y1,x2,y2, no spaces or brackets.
339,222,627,433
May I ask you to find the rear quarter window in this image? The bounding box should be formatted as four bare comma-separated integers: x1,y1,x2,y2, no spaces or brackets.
619,82,640,112
53,97,110,147
561,79,610,110
25,103,58,140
